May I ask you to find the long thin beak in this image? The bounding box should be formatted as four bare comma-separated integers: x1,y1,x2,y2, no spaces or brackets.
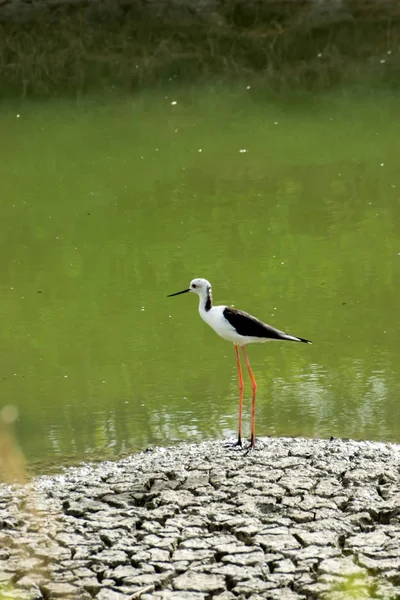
167,288,190,297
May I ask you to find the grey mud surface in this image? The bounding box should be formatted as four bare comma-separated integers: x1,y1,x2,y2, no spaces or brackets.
1,437,400,600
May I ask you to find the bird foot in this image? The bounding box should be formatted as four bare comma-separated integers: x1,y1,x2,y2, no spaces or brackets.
243,437,256,456
225,438,243,451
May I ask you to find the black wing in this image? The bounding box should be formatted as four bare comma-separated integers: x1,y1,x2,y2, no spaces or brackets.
223,307,311,343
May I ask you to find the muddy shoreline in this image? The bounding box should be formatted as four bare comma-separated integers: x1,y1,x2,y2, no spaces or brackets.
1,437,400,599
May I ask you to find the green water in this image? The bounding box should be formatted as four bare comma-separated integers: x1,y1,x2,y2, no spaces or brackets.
1,85,400,474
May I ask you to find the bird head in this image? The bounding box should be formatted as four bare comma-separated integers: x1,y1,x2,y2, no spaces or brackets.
167,278,211,298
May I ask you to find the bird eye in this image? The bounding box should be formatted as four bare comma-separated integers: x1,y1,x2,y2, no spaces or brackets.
192,284,197,288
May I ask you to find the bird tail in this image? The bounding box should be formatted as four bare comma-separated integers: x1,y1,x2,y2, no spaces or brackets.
297,336,312,344
284,334,312,344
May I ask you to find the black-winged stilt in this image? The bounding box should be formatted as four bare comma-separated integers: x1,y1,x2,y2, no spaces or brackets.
168,278,311,451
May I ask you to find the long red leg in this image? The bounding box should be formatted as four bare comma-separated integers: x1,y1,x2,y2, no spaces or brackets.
234,344,244,447
242,346,257,449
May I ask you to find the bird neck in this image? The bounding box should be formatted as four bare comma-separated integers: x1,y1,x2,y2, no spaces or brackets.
199,286,213,312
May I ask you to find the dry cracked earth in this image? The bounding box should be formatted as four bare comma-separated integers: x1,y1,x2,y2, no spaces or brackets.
1,437,400,600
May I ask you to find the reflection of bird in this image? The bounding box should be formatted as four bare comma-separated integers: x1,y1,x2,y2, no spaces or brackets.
168,278,312,451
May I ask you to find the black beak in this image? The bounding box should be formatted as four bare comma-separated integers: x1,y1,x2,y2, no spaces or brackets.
167,288,190,297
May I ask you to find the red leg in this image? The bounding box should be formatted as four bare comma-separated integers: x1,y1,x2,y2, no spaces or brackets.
234,344,244,447
242,346,257,449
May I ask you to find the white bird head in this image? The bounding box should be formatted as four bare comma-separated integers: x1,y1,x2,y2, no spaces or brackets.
167,278,212,299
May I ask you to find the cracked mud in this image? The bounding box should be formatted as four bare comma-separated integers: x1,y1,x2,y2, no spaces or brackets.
1,437,400,599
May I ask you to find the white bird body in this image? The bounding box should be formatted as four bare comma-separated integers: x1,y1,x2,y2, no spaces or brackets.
199,303,240,343
198,301,304,345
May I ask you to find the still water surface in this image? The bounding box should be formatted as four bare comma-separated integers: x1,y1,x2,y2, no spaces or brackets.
1,85,400,473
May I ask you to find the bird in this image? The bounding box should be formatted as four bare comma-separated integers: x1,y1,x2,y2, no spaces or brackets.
168,278,311,451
